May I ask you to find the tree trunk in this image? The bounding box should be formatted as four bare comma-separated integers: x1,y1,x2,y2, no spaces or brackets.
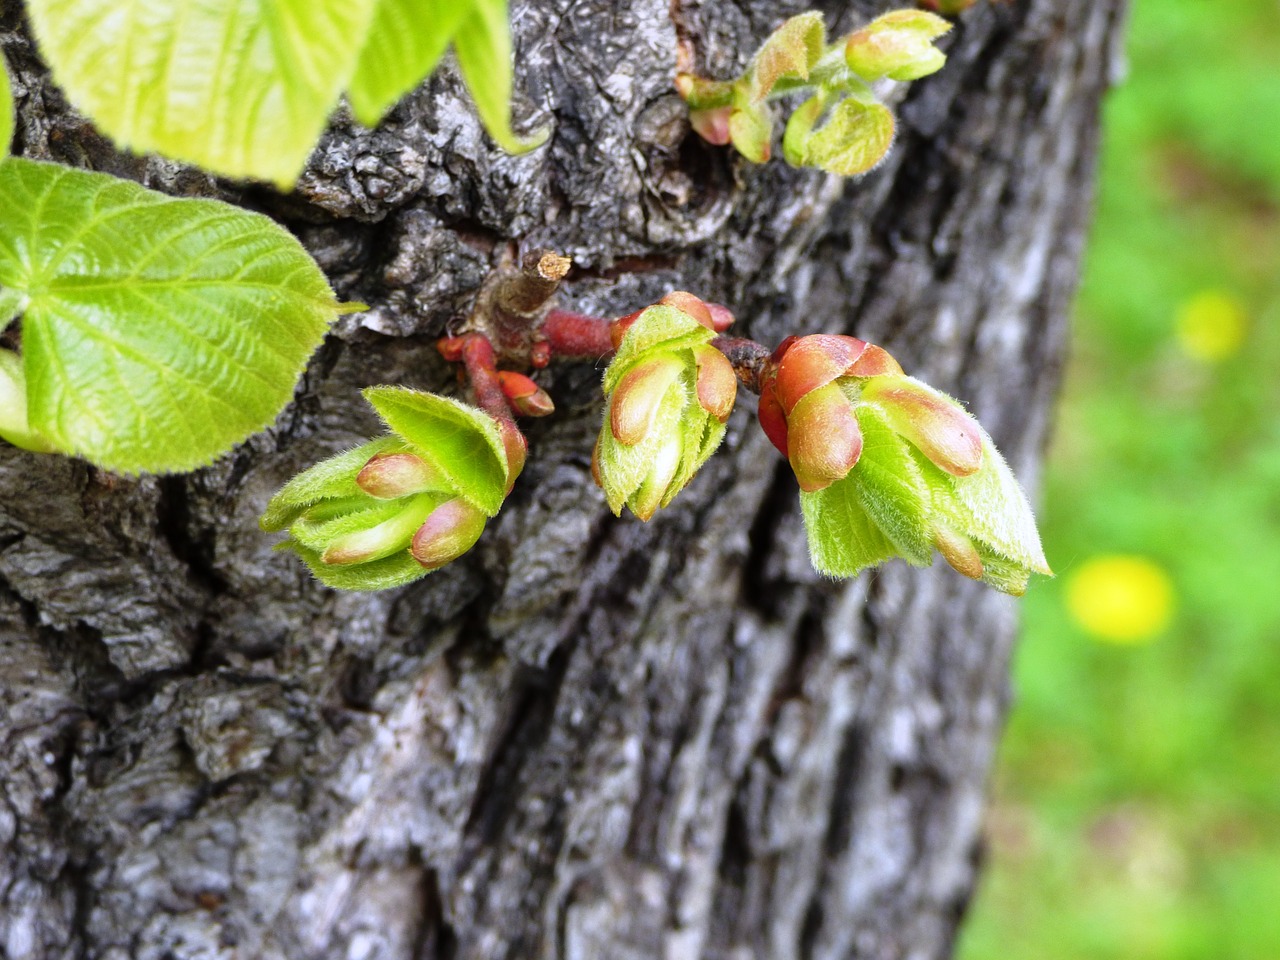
0,0,1123,957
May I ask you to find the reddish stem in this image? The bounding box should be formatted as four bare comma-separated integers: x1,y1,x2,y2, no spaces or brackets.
541,309,617,359
438,334,513,424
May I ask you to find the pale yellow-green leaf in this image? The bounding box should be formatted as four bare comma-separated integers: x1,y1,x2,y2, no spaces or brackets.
748,11,826,102
802,98,895,176
0,159,341,474
454,0,549,153
348,0,473,127
260,436,407,531
363,387,510,516
26,0,378,186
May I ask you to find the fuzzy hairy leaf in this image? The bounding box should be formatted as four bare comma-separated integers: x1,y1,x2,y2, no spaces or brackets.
946,431,1051,575
849,404,934,564
363,387,509,516
748,12,826,102
348,0,472,126
598,381,687,515
603,306,712,392
284,541,431,591
801,98,895,176
728,100,773,163
454,0,549,153
26,0,377,186
800,473,898,578
260,437,406,532
0,159,342,474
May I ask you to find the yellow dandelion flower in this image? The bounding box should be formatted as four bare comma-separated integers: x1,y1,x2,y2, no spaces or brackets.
1065,555,1174,644
1174,290,1247,362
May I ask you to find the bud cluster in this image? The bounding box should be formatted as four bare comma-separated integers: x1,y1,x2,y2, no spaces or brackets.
261,388,521,591
676,9,952,176
758,335,1051,595
592,293,737,520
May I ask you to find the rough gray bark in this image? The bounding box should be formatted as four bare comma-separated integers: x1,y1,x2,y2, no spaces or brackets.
0,0,1124,957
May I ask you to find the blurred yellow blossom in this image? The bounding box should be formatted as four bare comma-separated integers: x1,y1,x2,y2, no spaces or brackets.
1065,555,1175,643
1174,290,1247,362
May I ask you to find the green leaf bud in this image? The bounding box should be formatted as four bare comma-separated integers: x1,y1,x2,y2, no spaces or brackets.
262,389,521,590
759,334,1049,595
844,10,952,82
595,298,737,520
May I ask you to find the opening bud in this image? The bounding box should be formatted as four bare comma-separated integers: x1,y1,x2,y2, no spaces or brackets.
845,10,951,82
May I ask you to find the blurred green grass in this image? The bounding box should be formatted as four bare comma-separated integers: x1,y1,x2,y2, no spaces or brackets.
959,0,1280,957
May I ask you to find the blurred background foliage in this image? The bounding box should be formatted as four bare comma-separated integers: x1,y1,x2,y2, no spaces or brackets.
959,0,1280,957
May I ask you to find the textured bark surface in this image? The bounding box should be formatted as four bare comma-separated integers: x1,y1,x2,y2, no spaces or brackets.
0,1,1124,957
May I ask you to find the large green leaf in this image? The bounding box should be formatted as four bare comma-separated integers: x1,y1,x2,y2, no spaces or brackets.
348,0,473,127
1,53,13,156
454,0,549,153
363,387,509,516
26,0,377,187
0,159,342,473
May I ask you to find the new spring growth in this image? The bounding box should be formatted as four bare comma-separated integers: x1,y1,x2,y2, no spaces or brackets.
758,335,1051,595
593,293,737,521
260,388,521,591
677,9,951,175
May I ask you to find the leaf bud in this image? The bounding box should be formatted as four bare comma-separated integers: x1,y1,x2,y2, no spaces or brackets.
594,302,739,519
261,389,521,590
844,10,952,82
759,334,1049,595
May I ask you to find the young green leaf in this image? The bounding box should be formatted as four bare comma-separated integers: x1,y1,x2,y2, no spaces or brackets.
783,91,828,168
800,98,895,176
844,10,951,82
728,99,774,163
848,404,934,564
748,12,827,102
0,159,343,473
800,472,898,578
941,431,1052,577
1,53,13,156
260,437,407,532
283,540,437,591
348,0,473,127
363,387,510,516
25,0,377,187
454,0,550,154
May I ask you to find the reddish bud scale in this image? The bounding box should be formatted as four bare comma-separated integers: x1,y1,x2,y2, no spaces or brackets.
357,452,439,499
773,334,869,415
659,291,716,330
610,356,684,446
786,383,863,492
689,107,733,146
410,498,488,571
757,334,920,491
692,345,737,422
497,371,555,417
705,303,736,333
609,311,643,350
861,378,982,477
